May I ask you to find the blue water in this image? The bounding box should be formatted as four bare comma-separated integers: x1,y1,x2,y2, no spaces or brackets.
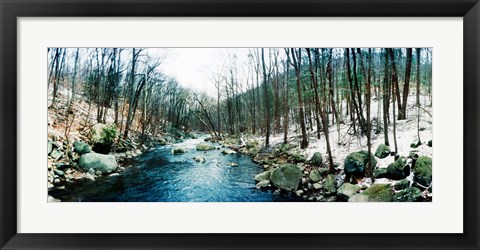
50,138,300,202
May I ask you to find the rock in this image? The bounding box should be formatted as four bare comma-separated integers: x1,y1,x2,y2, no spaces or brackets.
196,143,215,151
309,152,323,166
386,156,410,180
361,183,394,202
408,151,419,160
47,141,53,155
48,196,60,202
318,168,329,175
348,194,370,202
410,140,421,148
255,170,272,182
221,149,237,155
90,124,117,154
279,143,296,155
293,153,306,163
230,162,239,167
295,190,304,196
78,153,118,174
73,140,91,155
394,179,410,190
248,147,260,156
95,171,102,176
309,169,322,182
413,156,432,187
50,149,63,161
172,147,186,154
270,164,303,191
193,156,206,163
313,183,323,190
134,149,142,155
324,174,337,193
427,140,432,147
337,183,361,200
374,144,391,159
344,151,377,176
393,187,422,202
373,168,388,178
54,169,65,176
256,180,270,188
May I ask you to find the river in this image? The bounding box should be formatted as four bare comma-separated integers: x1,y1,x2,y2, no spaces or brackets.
49,137,300,202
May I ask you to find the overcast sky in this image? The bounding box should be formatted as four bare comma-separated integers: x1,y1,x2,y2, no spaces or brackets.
160,48,251,95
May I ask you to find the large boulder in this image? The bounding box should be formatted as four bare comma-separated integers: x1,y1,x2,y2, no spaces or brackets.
270,164,302,191
73,140,92,155
337,183,361,200
386,156,410,180
78,152,118,174
196,143,215,151
172,147,186,154
324,174,337,193
361,183,394,202
309,152,323,166
374,144,391,159
394,179,410,190
348,194,370,202
293,153,306,163
309,169,322,183
393,187,422,202
344,151,377,176
90,124,116,154
373,168,388,178
413,156,432,187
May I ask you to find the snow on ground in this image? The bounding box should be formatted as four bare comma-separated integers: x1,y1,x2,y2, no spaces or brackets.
252,94,432,171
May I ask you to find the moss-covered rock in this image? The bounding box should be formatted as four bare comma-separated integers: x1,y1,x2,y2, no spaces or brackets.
337,183,361,200
279,143,296,155
410,140,421,148
413,156,432,187
309,169,322,182
393,187,422,202
73,140,92,155
309,152,323,166
386,156,410,180
172,147,186,154
196,143,215,151
344,151,377,176
374,144,391,159
324,174,337,193
394,179,410,190
293,153,307,163
361,183,393,202
270,164,303,191
373,168,388,178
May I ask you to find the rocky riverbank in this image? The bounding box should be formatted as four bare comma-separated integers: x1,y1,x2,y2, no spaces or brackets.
217,135,432,202
47,123,196,202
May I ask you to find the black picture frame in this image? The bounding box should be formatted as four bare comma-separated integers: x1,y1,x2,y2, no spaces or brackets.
1,0,478,249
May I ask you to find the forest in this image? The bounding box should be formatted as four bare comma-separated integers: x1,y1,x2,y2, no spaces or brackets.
47,48,432,202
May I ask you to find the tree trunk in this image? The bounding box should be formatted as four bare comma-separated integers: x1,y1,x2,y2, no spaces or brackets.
399,48,412,120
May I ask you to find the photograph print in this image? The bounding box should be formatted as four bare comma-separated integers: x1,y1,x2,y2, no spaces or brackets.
47,48,432,202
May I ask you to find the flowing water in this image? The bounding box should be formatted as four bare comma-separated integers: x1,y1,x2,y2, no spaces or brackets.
50,137,300,202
